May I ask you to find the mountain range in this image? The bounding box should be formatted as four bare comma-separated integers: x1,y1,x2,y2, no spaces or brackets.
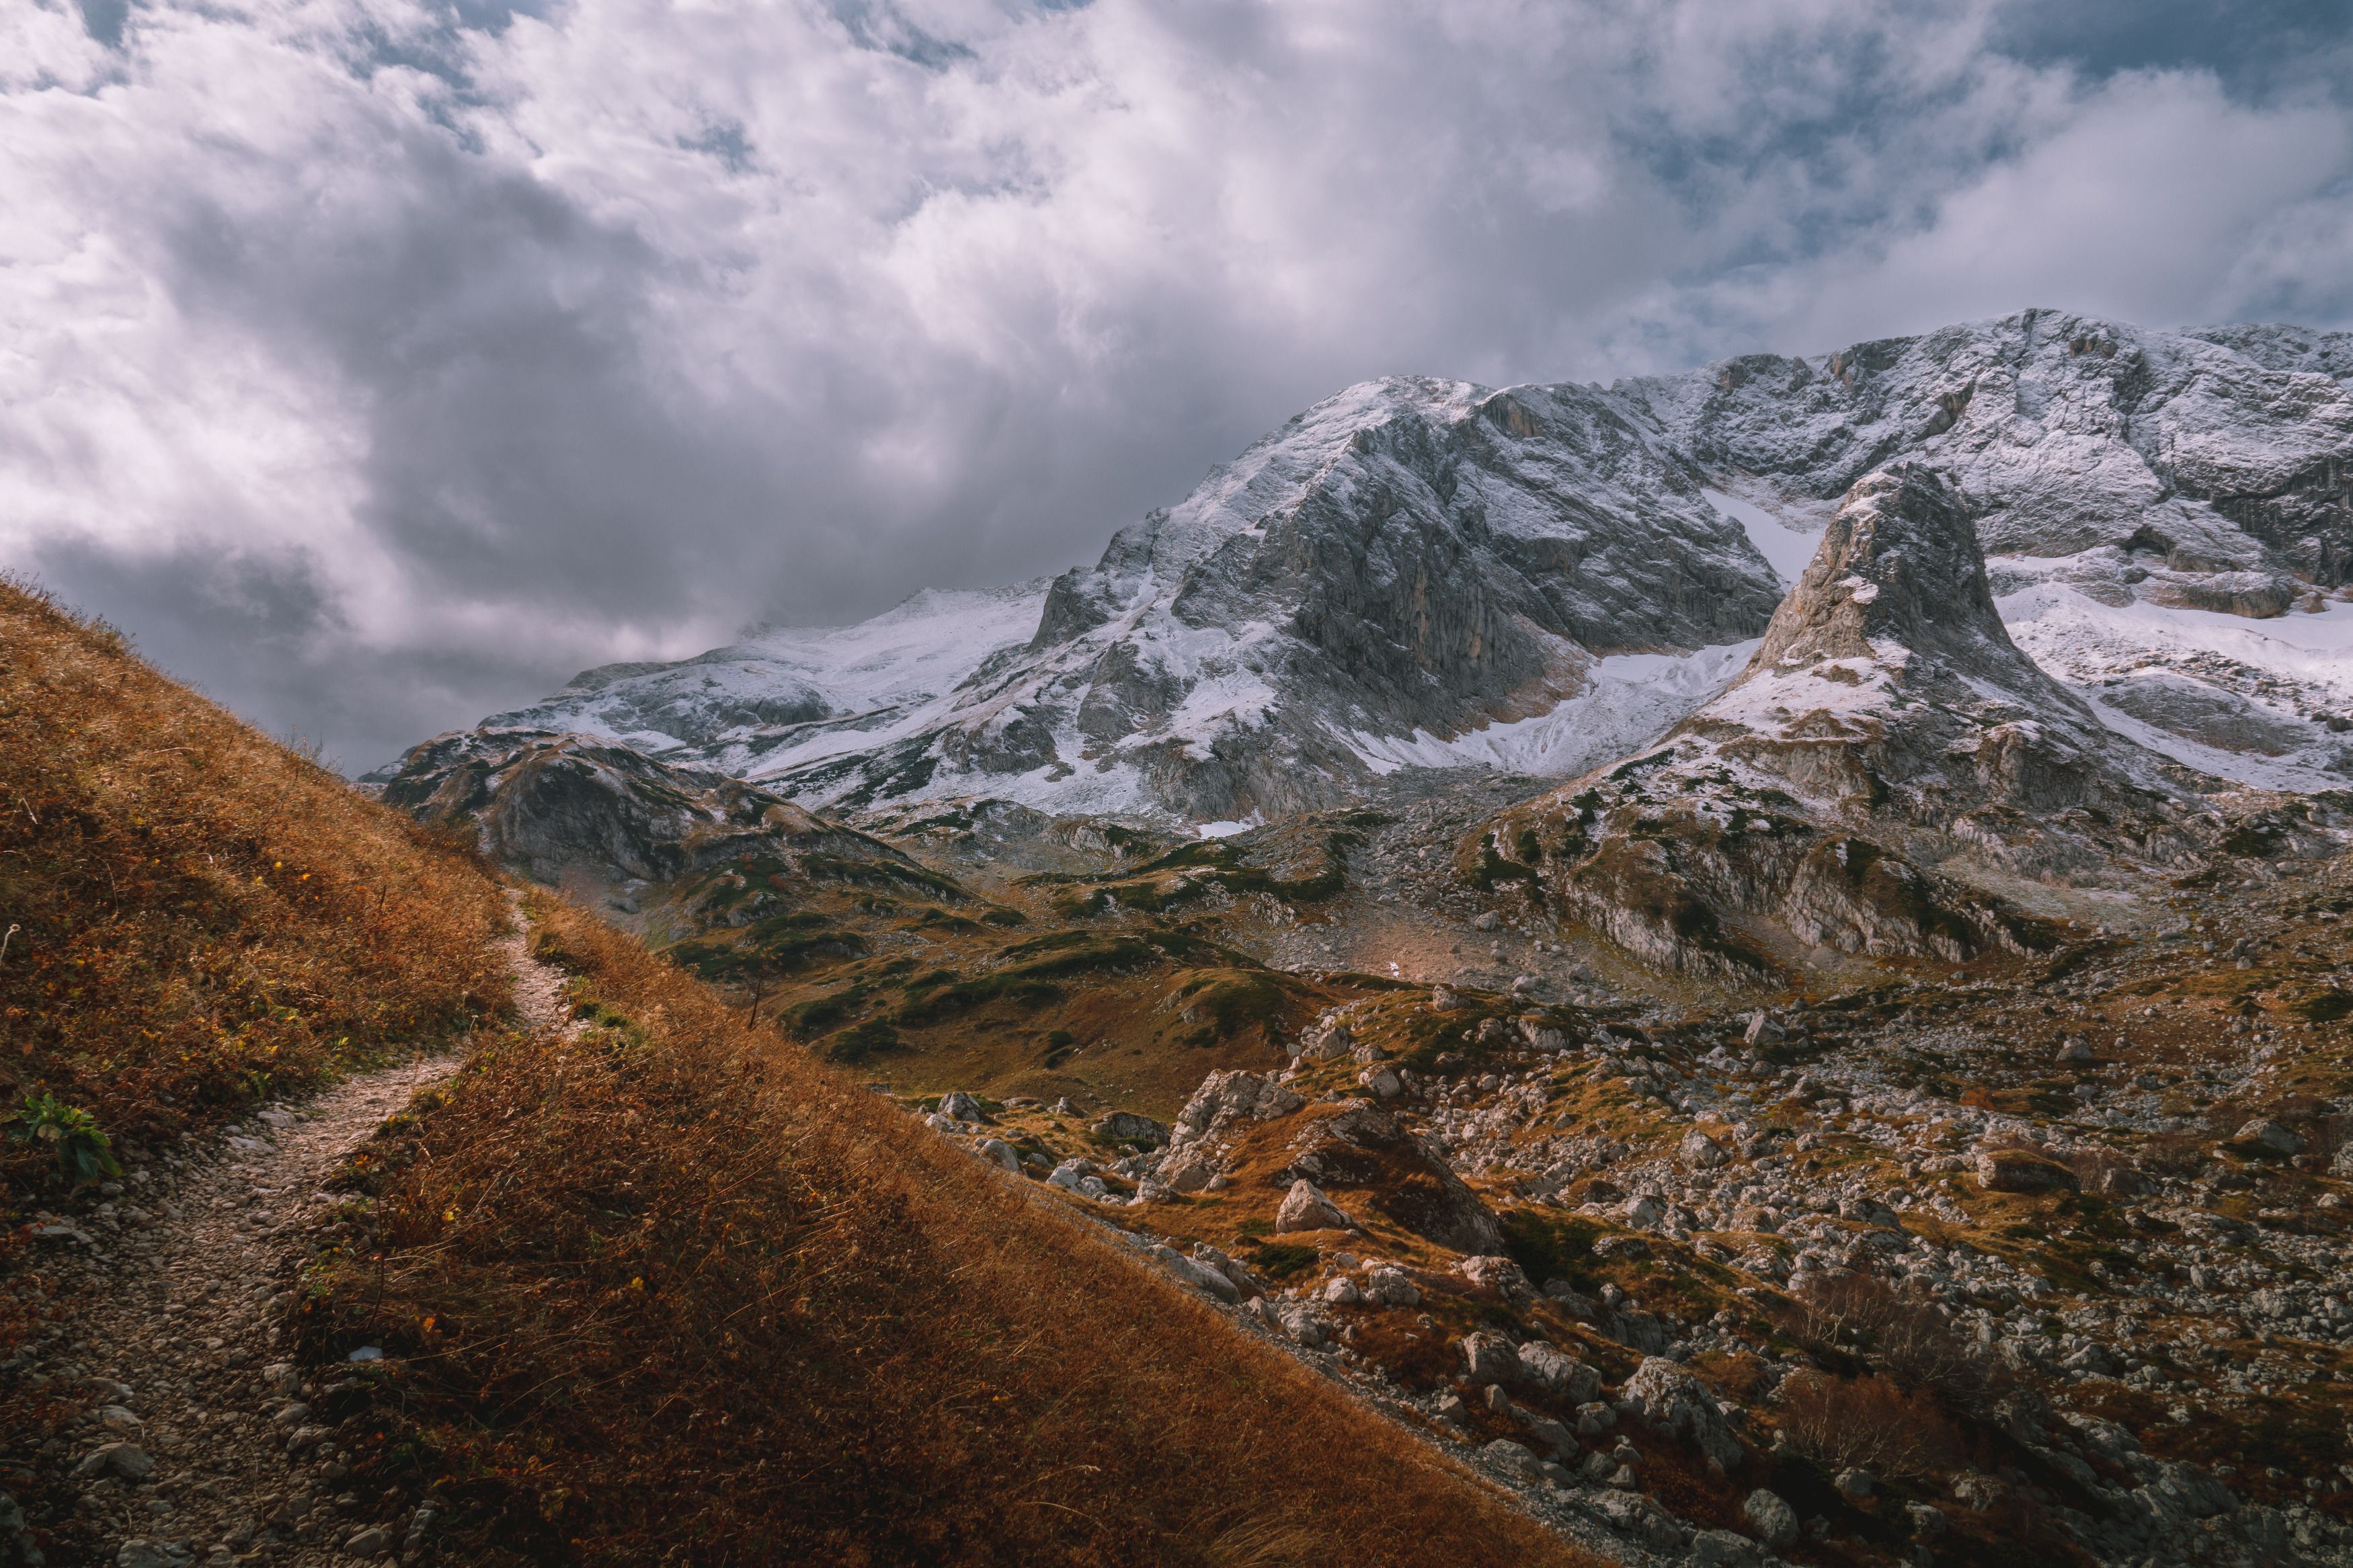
382,308,2353,833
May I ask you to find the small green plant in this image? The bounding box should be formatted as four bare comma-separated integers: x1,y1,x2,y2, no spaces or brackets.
8,1093,123,1188
1244,1241,1319,1281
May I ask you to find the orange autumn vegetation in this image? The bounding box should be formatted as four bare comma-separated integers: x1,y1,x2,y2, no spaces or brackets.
0,577,510,1184
311,892,1603,1567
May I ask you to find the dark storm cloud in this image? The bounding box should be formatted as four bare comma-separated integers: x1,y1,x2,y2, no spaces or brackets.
5,0,2351,771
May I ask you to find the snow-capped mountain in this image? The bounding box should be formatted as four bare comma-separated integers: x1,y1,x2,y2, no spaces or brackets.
392,309,2353,824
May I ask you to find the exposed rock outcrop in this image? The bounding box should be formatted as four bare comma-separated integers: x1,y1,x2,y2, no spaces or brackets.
376,727,952,903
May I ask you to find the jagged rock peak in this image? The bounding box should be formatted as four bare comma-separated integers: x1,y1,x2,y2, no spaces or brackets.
1751,461,2015,676
1691,462,2186,822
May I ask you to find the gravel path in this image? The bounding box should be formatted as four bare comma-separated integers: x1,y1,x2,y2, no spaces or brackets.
5,905,561,1568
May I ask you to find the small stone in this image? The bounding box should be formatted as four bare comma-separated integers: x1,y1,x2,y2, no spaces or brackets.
344,1526,392,1555
974,1138,1022,1173
1905,1501,1948,1538
1835,1468,1874,1500
1743,1488,1799,1549
76,1442,154,1481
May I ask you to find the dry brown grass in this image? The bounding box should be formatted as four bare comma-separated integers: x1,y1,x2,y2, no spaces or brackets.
0,577,509,1177
1782,1272,1997,1400
310,893,1603,1567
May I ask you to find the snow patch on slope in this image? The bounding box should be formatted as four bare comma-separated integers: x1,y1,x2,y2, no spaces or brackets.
1347,641,1758,778
1997,575,2353,789
1702,488,1825,587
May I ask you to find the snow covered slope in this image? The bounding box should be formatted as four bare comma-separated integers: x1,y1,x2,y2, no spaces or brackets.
467,581,1051,772
395,311,2353,825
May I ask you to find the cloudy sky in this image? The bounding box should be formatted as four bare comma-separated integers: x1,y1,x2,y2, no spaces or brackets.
5,0,2350,770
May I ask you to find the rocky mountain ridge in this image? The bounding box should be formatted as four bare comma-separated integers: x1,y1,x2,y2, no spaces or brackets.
385,310,2353,827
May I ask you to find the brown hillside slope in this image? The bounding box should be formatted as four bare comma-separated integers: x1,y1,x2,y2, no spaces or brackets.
307,895,1603,1567
0,578,510,1184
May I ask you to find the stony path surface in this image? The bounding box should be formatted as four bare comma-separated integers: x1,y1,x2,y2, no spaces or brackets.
5,907,561,1568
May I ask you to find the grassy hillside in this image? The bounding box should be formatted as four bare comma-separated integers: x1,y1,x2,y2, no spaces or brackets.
0,578,510,1189
304,894,1599,1567
1,578,1599,1567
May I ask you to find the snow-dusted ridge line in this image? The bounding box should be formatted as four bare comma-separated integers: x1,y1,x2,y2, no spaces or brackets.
396,310,2353,821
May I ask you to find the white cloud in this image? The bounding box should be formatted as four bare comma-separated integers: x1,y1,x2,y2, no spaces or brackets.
0,0,2348,766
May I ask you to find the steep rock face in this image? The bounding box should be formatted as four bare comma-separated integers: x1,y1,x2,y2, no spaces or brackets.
1694,462,2178,822
1482,465,2210,978
772,378,1785,819
1623,311,2353,585
380,727,942,898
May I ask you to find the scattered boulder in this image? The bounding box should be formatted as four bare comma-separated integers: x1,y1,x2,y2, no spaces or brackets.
1973,1147,2078,1193
1905,1502,1947,1538
1458,1254,1531,1298
2236,1118,2306,1157
1295,1023,1354,1062
74,1442,153,1481
936,1091,990,1124
1743,1012,1784,1046
1191,1243,1270,1300
1148,1243,1240,1304
1364,1264,1422,1307
1742,1489,1799,1549
1677,1128,1730,1168
1518,1341,1601,1402
1624,1356,1744,1471
1429,986,1462,1012
1275,1179,1355,1234
1480,1439,1546,1485
1357,1064,1403,1099
1094,1111,1170,1147
1460,1330,1519,1385
975,1139,1022,1173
